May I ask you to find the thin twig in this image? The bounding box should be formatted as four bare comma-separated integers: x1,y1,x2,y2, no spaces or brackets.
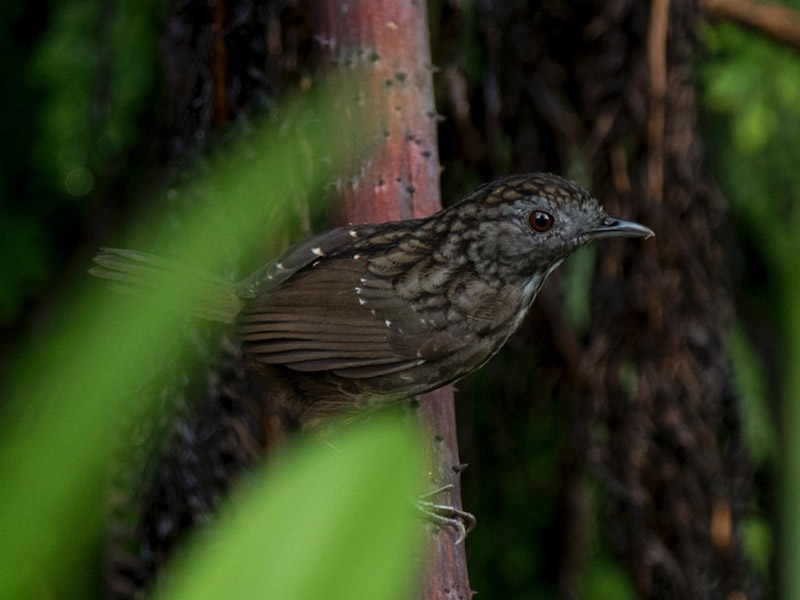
703,0,800,52
647,0,671,205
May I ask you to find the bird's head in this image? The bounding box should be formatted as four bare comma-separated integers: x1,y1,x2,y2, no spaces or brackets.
453,173,654,283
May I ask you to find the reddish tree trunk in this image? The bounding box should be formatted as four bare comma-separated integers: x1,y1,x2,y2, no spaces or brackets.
315,2,472,598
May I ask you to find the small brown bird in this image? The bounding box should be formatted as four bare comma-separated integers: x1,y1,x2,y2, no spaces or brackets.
92,173,653,425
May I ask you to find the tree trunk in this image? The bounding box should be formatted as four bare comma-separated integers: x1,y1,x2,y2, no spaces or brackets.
578,1,752,597
315,2,472,598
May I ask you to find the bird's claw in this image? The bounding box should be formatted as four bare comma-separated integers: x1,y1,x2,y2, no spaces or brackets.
416,485,476,545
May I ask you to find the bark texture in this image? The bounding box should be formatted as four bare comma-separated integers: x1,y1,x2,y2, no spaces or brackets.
433,1,755,597
578,1,751,597
315,2,472,598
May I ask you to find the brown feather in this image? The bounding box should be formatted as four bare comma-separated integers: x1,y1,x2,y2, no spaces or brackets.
333,360,424,379
236,249,486,382
238,256,417,376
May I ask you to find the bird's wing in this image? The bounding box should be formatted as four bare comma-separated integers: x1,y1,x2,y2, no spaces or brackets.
236,224,378,299
237,255,472,379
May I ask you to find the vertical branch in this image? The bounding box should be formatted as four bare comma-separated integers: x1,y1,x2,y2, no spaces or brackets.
315,2,472,598
316,2,441,222
647,0,670,204
210,0,230,130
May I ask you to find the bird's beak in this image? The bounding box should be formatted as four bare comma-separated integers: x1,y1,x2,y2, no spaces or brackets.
584,216,655,240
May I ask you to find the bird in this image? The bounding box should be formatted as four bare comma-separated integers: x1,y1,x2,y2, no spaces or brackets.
91,173,653,426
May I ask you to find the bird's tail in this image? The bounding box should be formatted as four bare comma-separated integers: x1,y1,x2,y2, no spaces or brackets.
90,248,245,323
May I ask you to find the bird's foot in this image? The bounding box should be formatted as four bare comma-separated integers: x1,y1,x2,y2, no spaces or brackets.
416,484,476,545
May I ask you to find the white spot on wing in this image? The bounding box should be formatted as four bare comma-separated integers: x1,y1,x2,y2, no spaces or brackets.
349,229,358,238
312,247,325,257
384,319,392,328
276,262,284,270
357,298,366,306
353,253,361,259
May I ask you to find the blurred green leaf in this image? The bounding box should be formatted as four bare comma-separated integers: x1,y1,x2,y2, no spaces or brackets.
700,16,800,600
32,0,161,193
733,102,776,153
154,416,422,600
583,555,636,600
561,245,595,334
743,515,773,579
33,0,100,187
729,326,776,465
106,0,162,154
0,77,370,598
701,21,800,157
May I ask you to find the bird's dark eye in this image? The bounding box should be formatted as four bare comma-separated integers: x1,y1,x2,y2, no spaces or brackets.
529,210,553,232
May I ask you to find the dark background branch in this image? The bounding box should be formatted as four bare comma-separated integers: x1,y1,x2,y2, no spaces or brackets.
703,0,800,52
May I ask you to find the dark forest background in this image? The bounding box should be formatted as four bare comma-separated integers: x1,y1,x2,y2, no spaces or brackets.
2,0,799,598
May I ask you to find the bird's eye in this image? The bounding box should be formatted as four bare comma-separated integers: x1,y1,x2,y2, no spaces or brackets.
529,210,553,232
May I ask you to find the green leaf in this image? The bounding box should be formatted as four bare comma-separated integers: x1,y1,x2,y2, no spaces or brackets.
154,417,423,600
0,76,371,598
728,326,776,465
743,516,772,578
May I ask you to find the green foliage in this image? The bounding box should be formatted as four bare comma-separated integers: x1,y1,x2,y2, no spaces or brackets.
729,325,776,465
0,80,409,599
107,0,162,154
155,416,423,600
702,23,800,154
700,16,800,599
582,555,636,600
560,245,595,335
33,0,101,187
33,0,161,194
0,1,162,327
701,22,800,263
743,515,773,579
